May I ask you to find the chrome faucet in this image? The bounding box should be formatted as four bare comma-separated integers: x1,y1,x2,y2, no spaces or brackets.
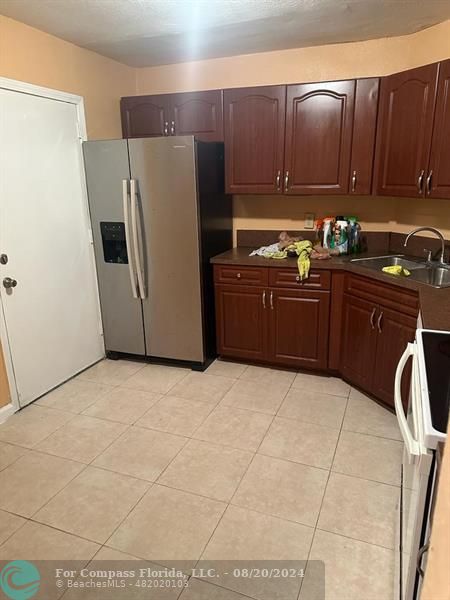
404,227,447,264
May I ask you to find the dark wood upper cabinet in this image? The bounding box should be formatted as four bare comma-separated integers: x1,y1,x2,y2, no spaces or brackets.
121,95,170,138
284,80,355,195
269,289,330,370
223,86,286,194
121,90,223,141
349,78,380,195
169,90,223,141
428,59,450,199
374,63,439,197
120,60,449,200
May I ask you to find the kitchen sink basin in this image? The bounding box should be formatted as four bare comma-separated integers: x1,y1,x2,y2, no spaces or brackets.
408,266,450,288
351,255,450,288
351,255,424,270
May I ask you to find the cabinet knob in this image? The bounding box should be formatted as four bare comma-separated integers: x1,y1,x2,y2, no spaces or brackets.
170,120,175,135
351,170,357,193
296,275,300,282
164,121,169,135
236,272,241,279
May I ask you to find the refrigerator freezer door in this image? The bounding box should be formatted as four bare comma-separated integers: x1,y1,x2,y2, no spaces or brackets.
128,137,204,363
83,140,146,355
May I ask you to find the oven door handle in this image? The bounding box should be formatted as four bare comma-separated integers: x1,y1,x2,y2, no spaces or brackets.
395,343,420,461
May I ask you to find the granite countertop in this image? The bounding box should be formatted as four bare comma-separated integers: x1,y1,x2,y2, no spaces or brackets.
211,247,450,332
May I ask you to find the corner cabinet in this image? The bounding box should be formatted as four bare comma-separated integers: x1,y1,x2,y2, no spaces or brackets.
340,275,418,409
349,78,380,195
214,265,330,370
121,90,224,141
223,86,286,194
428,59,450,199
374,63,439,198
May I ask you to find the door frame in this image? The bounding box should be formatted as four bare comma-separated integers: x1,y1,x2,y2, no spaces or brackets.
0,76,104,413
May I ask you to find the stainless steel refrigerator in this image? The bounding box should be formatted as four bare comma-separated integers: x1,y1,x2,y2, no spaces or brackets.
83,136,232,368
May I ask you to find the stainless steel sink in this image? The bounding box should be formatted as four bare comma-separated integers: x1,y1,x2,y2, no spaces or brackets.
351,255,424,270
408,266,450,288
350,254,450,288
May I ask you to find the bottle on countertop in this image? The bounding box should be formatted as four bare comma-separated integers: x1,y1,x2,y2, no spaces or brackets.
331,216,349,254
314,218,324,247
347,216,361,254
322,217,334,249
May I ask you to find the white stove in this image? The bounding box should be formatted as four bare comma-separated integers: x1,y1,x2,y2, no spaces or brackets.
394,329,450,600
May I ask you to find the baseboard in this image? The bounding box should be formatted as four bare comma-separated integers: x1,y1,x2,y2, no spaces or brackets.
0,403,15,424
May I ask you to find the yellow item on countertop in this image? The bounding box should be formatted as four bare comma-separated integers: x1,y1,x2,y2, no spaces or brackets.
382,265,411,277
294,240,313,281
264,240,313,280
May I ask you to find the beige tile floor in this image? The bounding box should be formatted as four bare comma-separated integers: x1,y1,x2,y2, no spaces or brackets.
0,358,402,600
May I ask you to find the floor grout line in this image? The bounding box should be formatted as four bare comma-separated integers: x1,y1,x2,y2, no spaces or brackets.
294,384,351,600
192,373,296,576
313,526,397,552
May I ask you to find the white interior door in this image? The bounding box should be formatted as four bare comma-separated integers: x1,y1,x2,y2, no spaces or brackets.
0,87,104,408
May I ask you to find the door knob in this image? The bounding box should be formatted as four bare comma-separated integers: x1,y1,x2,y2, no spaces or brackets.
3,277,17,289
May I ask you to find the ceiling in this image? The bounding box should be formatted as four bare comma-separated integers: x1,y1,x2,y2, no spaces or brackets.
1,0,450,68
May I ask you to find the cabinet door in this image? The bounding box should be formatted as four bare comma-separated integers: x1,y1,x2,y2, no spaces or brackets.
170,90,223,141
340,294,378,392
224,86,286,194
372,307,416,409
121,95,170,138
268,289,330,370
284,80,355,195
428,59,450,199
215,284,268,361
349,78,379,195
374,63,439,197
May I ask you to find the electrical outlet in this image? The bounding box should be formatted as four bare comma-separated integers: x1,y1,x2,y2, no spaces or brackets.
304,212,315,229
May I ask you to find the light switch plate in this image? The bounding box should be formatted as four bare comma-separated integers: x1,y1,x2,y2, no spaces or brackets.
304,213,315,229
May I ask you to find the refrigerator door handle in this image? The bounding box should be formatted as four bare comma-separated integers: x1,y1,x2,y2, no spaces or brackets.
130,179,146,299
122,179,138,299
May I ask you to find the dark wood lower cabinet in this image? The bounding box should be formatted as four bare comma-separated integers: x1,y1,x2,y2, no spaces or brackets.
214,265,418,410
215,284,268,361
269,289,330,369
372,307,416,408
340,294,378,390
340,291,417,408
214,266,330,369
